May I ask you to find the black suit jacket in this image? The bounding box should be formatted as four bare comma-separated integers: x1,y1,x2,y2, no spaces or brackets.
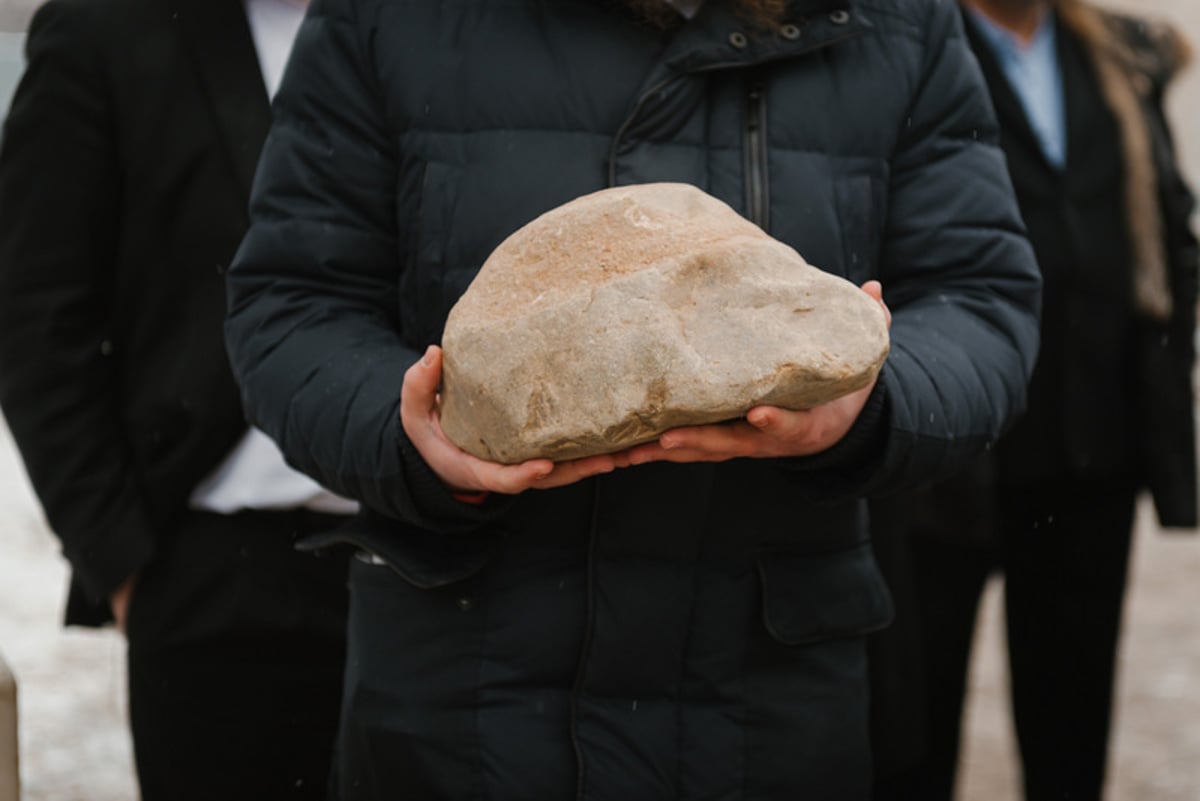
0,0,271,624
960,11,1197,530
964,14,1139,479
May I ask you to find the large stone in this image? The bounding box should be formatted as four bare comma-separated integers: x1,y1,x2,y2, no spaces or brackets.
440,182,889,464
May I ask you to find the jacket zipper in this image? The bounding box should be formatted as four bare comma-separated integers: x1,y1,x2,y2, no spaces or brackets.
609,24,866,189
744,78,769,230
571,486,603,801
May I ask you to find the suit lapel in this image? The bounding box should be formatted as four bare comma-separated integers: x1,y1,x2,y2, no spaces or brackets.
961,10,1050,170
1057,21,1093,177
170,0,272,199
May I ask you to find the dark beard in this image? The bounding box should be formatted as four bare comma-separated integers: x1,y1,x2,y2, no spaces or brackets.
732,0,788,27
622,0,686,29
623,0,788,30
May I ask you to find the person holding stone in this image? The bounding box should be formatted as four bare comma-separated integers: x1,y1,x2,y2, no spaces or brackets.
222,0,1042,798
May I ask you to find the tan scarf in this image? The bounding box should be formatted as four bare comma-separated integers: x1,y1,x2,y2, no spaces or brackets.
1056,0,1192,321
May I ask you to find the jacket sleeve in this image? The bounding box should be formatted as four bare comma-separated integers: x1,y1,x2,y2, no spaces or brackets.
225,0,502,531
0,1,156,603
797,0,1042,498
1144,43,1198,529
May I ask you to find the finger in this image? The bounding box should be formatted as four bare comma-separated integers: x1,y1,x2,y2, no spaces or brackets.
481,459,554,494
745,405,813,437
626,439,669,466
401,346,450,453
860,280,892,329
446,460,535,496
631,442,738,465
654,421,759,460
744,405,777,430
530,452,620,489
401,344,442,414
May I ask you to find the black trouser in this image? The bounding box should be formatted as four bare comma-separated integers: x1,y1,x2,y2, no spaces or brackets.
897,477,1136,801
126,509,349,801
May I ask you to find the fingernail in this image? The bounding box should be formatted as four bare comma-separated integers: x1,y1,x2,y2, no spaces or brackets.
749,414,768,429
661,437,678,450
421,345,435,367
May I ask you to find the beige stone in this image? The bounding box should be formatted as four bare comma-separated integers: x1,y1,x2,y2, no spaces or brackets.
440,182,889,464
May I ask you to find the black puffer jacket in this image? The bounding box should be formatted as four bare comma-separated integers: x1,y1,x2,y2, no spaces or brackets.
226,0,1040,797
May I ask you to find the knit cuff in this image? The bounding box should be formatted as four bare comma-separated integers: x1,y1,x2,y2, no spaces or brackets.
784,381,889,476
397,430,512,531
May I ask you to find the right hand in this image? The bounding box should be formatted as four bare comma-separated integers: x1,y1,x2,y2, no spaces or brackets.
626,280,892,466
400,345,632,494
109,573,138,634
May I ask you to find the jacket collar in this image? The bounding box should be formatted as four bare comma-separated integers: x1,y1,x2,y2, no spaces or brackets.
609,0,869,185
168,0,272,200
662,0,869,74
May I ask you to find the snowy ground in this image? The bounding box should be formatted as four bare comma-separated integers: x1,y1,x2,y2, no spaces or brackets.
0,422,137,800
959,503,1200,800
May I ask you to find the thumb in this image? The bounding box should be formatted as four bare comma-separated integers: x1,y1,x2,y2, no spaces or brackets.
401,344,443,412
860,280,892,329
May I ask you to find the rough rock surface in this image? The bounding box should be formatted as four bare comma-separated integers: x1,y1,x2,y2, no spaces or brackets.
440,182,889,463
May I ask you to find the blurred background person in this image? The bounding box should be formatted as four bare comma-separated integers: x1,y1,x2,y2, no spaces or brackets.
0,0,354,798
876,0,1199,799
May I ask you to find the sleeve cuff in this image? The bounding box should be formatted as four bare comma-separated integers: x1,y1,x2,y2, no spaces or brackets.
66,511,157,605
785,380,890,476
397,430,513,531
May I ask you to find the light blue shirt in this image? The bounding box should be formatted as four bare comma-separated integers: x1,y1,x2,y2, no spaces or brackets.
968,7,1067,170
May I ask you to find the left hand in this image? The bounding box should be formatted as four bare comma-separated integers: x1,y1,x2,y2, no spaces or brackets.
109,572,139,636
401,344,629,493
627,280,890,466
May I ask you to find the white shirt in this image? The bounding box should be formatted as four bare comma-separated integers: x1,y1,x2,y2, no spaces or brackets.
190,0,358,516
245,0,308,100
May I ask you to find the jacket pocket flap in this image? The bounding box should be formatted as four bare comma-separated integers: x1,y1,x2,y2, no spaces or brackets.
297,511,501,589
757,542,894,646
